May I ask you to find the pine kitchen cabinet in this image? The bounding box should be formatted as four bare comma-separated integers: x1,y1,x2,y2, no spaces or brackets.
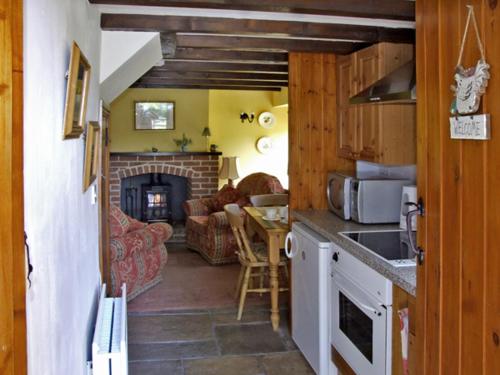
337,43,416,165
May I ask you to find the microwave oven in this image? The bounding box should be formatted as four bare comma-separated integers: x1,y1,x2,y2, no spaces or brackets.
327,172,413,224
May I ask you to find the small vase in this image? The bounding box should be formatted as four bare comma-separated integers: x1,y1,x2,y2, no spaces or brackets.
180,144,188,152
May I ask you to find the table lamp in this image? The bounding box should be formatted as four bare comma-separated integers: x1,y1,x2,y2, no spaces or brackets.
219,156,240,187
202,127,211,151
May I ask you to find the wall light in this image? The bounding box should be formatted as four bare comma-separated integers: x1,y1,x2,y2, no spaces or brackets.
240,112,255,124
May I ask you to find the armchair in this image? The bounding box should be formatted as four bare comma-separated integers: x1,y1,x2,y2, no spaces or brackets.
183,173,286,265
109,205,173,300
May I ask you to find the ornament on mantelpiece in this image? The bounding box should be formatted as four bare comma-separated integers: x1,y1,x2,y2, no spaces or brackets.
449,5,491,140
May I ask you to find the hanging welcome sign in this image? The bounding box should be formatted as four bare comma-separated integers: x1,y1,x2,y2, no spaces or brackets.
450,5,491,140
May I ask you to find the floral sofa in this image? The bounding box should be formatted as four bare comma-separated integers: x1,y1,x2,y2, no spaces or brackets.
183,173,286,265
109,205,173,300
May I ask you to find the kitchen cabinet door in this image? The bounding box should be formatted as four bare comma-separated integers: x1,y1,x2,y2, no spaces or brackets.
356,46,380,161
336,54,357,160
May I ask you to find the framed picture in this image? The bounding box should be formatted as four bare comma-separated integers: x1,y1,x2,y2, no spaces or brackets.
83,122,100,191
63,41,91,139
135,101,175,130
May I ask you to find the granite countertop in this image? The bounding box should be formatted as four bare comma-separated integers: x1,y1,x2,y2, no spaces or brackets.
291,209,417,297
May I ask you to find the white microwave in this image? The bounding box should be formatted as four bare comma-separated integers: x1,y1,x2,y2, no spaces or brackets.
327,172,413,224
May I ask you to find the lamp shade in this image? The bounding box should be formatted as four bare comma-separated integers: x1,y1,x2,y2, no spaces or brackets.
219,157,240,180
202,127,211,137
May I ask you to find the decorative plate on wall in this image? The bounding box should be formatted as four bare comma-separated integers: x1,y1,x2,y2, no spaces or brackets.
256,136,273,154
258,112,276,129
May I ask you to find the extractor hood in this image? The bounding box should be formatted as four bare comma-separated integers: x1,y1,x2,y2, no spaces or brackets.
349,60,416,105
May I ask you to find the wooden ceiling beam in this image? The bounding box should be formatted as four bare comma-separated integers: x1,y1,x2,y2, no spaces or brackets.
90,0,415,21
100,14,415,43
145,69,288,81
159,60,288,72
136,77,287,86
131,82,282,91
175,34,370,54
166,47,288,63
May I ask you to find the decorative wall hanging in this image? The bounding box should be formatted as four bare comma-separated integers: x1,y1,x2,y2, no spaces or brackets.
258,112,276,129
256,136,273,154
83,122,100,191
240,112,255,124
135,101,175,130
63,42,91,140
449,5,491,140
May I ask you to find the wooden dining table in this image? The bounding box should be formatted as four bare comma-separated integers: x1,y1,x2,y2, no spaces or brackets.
243,206,289,331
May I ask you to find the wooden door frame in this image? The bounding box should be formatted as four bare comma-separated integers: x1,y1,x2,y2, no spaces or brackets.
98,101,111,291
0,0,27,374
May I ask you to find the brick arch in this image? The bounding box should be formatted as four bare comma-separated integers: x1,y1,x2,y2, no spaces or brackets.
117,163,198,179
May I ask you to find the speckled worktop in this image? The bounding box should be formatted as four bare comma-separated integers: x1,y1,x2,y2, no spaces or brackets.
292,209,417,297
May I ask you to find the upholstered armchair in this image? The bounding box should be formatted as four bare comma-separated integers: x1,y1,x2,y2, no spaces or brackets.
183,173,286,265
109,205,173,300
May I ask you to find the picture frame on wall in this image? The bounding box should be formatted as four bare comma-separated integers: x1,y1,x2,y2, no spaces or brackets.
134,101,175,130
62,41,92,140
83,122,100,191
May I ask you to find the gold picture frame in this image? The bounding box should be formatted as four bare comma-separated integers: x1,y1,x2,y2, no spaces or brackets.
83,122,100,191
63,41,91,139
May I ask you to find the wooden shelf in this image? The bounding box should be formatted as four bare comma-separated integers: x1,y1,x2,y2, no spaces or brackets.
110,151,222,157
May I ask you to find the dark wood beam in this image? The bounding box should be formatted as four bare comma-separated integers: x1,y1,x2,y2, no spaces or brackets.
176,34,370,54
159,60,288,72
131,82,282,91
90,0,415,21
100,14,415,43
136,77,287,86
166,47,288,63
145,69,288,81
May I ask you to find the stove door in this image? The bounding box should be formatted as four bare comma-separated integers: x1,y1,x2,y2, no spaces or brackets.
331,271,389,375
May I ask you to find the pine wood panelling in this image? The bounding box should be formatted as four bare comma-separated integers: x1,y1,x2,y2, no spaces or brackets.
288,53,354,211
0,0,26,374
416,0,500,374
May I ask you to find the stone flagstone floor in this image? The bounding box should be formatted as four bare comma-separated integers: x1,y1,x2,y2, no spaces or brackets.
128,306,314,375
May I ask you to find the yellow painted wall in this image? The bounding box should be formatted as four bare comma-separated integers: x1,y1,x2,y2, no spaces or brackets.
110,88,289,188
209,90,289,188
110,88,209,152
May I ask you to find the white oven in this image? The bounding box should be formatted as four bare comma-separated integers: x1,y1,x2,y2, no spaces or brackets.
330,246,393,375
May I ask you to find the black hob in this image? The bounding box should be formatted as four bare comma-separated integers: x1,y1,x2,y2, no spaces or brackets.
340,230,417,267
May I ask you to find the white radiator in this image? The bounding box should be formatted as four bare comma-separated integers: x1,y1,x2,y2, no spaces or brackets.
92,284,128,375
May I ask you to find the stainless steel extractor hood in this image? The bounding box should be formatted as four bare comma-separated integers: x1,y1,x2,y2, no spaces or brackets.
349,60,416,104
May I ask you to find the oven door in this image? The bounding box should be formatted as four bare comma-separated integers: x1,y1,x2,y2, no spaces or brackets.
331,271,388,375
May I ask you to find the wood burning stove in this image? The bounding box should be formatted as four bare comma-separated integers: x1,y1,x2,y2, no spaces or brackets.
141,174,172,223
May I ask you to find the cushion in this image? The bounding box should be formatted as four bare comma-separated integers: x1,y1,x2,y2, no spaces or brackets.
128,218,147,232
237,173,285,196
208,185,245,212
110,205,131,238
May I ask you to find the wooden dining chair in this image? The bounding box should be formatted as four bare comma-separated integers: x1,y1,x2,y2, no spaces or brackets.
249,193,289,207
224,203,289,320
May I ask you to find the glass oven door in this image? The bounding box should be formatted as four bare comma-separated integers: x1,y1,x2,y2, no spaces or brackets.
331,271,388,375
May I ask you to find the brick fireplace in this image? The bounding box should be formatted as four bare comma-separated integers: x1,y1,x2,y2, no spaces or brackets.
109,152,222,240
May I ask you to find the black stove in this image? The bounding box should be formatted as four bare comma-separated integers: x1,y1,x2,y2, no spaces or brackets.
340,230,417,267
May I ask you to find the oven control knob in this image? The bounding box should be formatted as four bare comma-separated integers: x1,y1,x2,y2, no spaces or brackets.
332,252,339,262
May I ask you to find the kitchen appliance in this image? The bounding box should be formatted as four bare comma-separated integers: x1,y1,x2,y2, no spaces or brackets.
331,245,393,375
399,185,417,231
327,172,352,220
349,60,416,104
339,230,417,267
285,223,335,375
327,172,413,223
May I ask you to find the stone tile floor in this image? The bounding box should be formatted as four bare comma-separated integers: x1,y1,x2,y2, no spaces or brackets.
128,306,314,375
